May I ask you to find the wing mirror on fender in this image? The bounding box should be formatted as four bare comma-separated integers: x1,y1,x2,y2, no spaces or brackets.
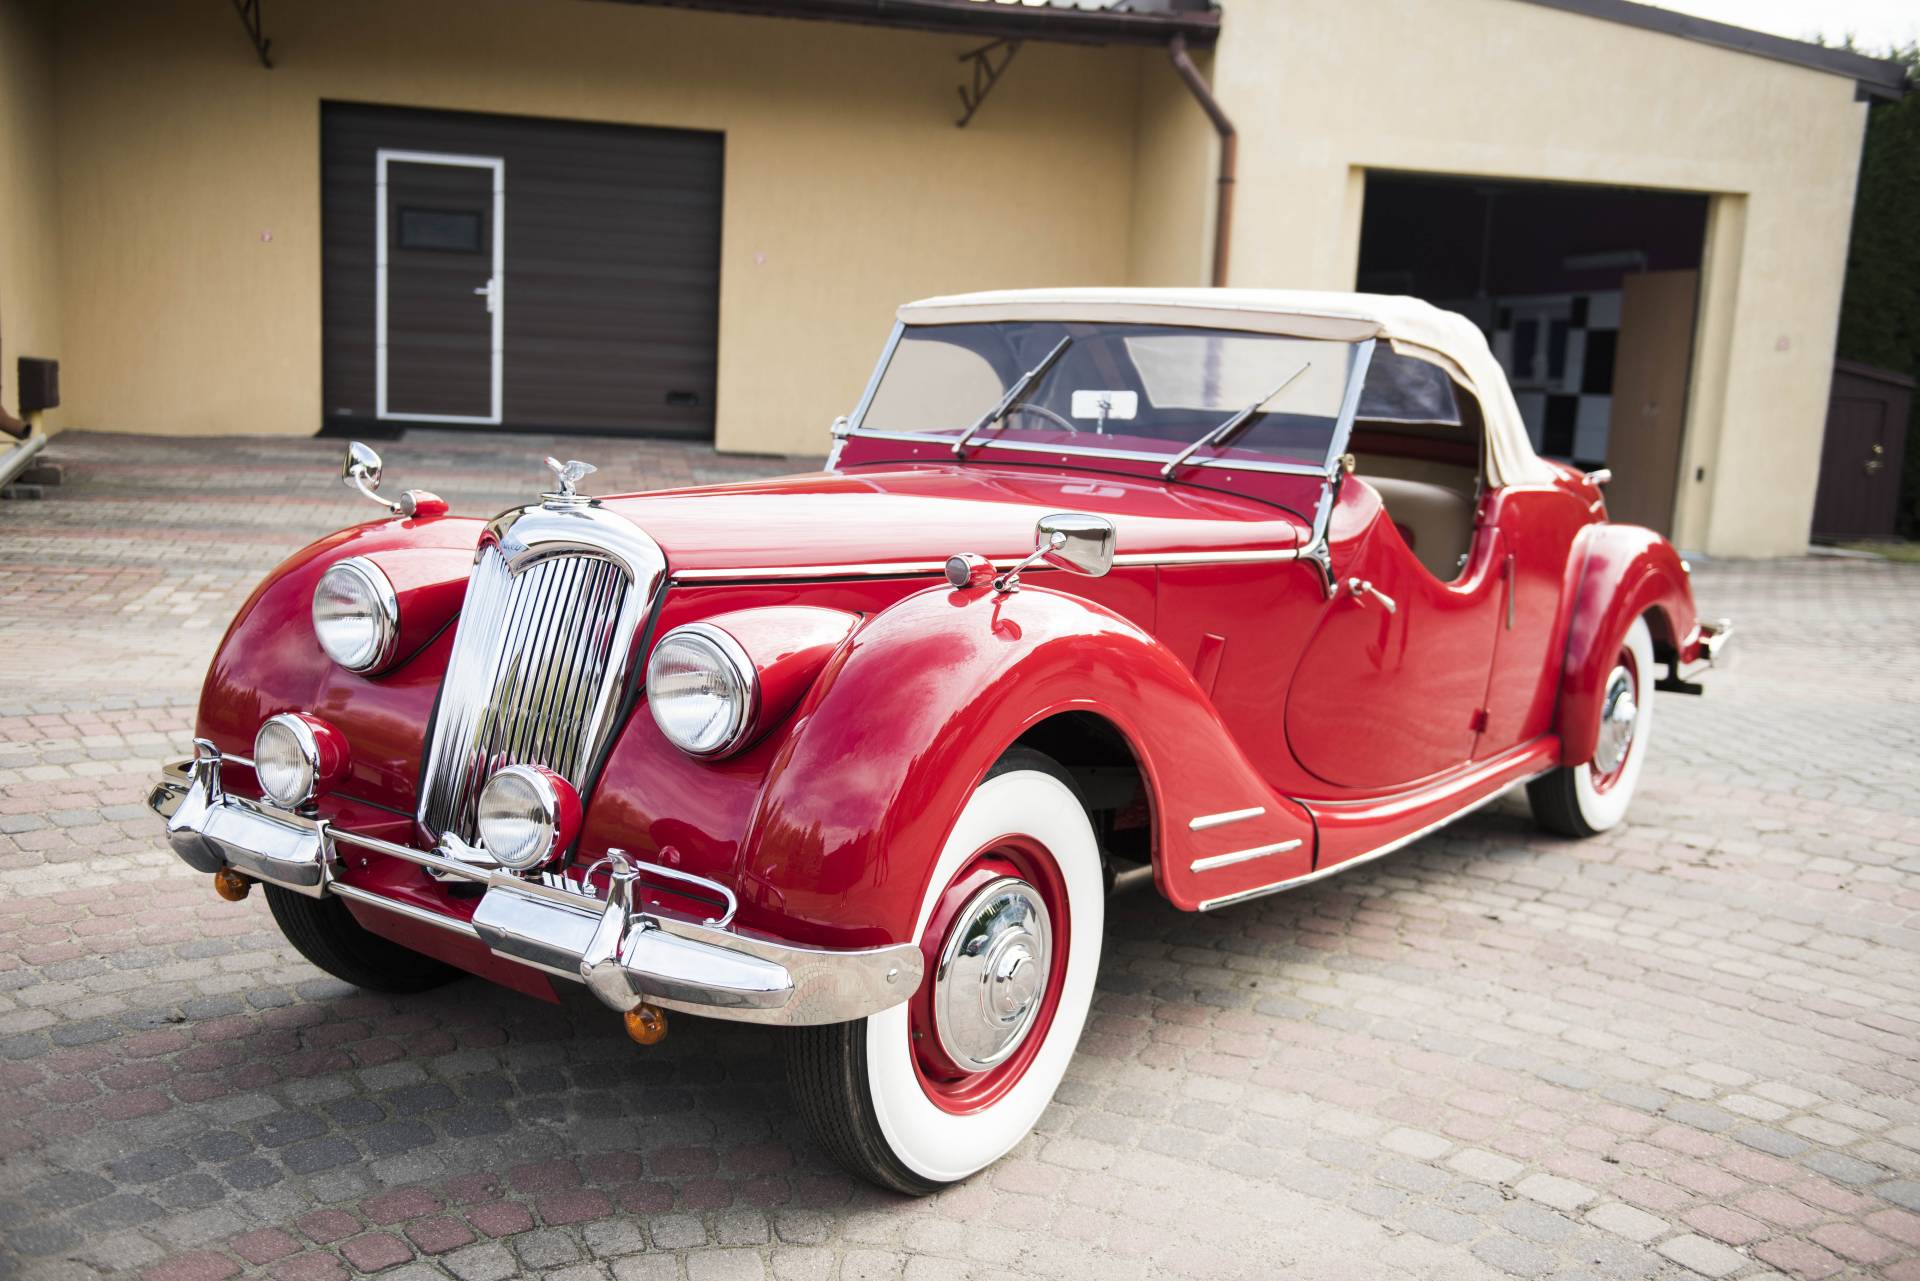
340,441,448,519
976,512,1116,594
343,441,384,497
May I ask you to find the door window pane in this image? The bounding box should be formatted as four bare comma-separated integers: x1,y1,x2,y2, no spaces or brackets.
397,208,483,253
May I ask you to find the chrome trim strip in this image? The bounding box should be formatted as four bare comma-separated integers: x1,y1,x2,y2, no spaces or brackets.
1188,805,1265,831
1198,768,1548,911
332,883,481,940
1190,838,1301,874
1118,548,1302,567
844,323,905,437
669,545,1305,584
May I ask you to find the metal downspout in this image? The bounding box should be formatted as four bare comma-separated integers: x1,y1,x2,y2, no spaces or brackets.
1166,33,1236,288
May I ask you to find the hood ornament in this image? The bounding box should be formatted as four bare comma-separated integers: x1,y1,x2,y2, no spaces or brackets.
543,456,597,504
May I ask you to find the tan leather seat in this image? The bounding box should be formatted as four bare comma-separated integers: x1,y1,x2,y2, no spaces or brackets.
1364,475,1477,581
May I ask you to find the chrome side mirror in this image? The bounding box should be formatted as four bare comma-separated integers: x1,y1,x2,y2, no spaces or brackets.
1035,513,1116,578
342,441,398,512
341,440,448,519
993,512,1116,593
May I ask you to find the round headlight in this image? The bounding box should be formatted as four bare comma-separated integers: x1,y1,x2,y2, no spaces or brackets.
477,765,579,871
312,557,399,673
646,624,757,758
254,713,332,808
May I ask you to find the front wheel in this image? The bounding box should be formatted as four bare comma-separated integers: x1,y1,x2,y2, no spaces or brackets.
787,748,1103,1194
265,884,462,994
1529,615,1656,838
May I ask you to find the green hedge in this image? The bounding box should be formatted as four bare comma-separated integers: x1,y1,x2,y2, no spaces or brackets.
1835,46,1920,538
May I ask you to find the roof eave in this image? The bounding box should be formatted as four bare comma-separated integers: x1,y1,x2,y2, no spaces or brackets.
1512,0,1909,98
587,0,1221,47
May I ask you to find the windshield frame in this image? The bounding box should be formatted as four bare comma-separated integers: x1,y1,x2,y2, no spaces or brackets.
842,321,1378,485
837,320,1379,590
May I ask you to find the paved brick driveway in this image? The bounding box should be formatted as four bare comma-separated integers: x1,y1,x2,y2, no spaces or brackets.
3,430,1918,1281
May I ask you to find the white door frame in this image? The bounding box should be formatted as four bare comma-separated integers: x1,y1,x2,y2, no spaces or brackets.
375,148,506,425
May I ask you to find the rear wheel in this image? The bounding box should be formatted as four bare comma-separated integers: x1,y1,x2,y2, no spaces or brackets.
264,884,461,994
787,748,1103,1194
1529,616,1655,838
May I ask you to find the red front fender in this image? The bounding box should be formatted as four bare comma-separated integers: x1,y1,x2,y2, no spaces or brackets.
734,581,1319,947
1559,524,1700,767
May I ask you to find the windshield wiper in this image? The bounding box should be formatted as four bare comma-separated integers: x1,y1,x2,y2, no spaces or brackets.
953,336,1074,458
1160,361,1312,479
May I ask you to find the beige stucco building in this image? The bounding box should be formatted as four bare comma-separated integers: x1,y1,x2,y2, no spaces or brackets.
0,0,1906,555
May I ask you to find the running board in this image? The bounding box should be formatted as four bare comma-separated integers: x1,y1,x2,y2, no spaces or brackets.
1199,737,1557,911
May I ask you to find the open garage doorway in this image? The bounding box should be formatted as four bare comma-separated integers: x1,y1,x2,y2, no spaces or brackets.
1357,174,1708,535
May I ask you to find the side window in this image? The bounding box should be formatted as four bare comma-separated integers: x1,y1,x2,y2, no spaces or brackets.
1351,350,1486,583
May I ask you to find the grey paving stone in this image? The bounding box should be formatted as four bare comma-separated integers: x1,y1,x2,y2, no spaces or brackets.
1472,1234,1557,1277
1731,1126,1810,1158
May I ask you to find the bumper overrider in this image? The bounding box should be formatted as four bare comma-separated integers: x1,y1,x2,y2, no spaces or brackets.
148,743,922,1026
1660,617,1733,695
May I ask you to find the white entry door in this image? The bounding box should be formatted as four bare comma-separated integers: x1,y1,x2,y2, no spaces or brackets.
375,149,505,424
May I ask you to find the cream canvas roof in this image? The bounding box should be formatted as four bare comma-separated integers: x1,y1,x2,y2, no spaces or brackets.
898,288,1556,488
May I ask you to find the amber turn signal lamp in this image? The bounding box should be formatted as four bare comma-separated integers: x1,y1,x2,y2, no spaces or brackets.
213,868,253,901
623,1004,668,1045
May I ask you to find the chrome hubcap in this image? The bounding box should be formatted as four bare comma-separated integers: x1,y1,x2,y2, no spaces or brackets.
1594,664,1638,776
933,877,1052,1072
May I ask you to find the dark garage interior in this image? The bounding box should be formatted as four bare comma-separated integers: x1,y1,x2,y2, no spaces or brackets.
1358,173,1709,534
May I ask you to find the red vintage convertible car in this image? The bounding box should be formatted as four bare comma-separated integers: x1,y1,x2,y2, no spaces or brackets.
151,289,1728,1192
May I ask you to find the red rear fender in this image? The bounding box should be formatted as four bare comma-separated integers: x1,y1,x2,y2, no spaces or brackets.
1558,524,1699,766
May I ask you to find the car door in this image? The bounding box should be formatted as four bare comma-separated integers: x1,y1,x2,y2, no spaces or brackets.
1281,479,1505,791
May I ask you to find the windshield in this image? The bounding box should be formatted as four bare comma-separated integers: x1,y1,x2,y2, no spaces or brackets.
856,322,1371,473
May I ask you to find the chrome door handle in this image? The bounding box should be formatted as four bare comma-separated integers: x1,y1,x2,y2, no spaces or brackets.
1346,578,1397,614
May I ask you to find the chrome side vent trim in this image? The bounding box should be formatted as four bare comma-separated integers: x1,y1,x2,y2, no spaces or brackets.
416,503,667,848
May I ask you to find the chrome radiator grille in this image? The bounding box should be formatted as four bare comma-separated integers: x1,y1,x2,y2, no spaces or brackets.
417,543,635,845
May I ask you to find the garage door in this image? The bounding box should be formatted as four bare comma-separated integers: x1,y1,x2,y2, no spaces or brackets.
322,102,723,439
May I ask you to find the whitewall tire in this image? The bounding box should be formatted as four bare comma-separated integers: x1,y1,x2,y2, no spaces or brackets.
787,748,1103,1194
1529,615,1656,837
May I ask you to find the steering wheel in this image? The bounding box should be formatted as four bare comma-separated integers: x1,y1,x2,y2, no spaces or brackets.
1003,402,1079,434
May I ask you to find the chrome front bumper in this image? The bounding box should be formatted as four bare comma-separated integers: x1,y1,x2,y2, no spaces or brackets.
149,745,921,1026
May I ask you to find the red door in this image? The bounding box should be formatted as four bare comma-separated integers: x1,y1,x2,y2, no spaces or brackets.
1283,483,1504,792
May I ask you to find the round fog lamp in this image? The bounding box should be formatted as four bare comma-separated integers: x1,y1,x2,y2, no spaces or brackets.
477,765,580,871
253,713,347,809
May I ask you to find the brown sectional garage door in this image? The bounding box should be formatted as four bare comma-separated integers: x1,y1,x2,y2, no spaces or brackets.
322,102,723,439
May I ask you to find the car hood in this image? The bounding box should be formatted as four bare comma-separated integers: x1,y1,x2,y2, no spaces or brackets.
595,464,1304,576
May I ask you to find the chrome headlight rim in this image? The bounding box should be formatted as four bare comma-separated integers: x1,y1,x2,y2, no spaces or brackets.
312,556,400,674
646,622,760,759
254,713,321,809
476,764,576,872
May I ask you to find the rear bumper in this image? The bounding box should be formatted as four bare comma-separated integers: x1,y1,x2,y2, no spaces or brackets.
1659,618,1732,695
149,744,920,1025
1693,617,1732,666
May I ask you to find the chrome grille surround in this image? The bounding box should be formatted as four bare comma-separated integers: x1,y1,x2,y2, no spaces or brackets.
418,501,666,849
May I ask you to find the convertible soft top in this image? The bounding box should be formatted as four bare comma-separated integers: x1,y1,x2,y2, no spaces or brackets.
897,288,1555,489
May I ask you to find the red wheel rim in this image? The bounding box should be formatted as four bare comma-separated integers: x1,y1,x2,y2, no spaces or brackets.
907,836,1071,1116
1589,647,1640,795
